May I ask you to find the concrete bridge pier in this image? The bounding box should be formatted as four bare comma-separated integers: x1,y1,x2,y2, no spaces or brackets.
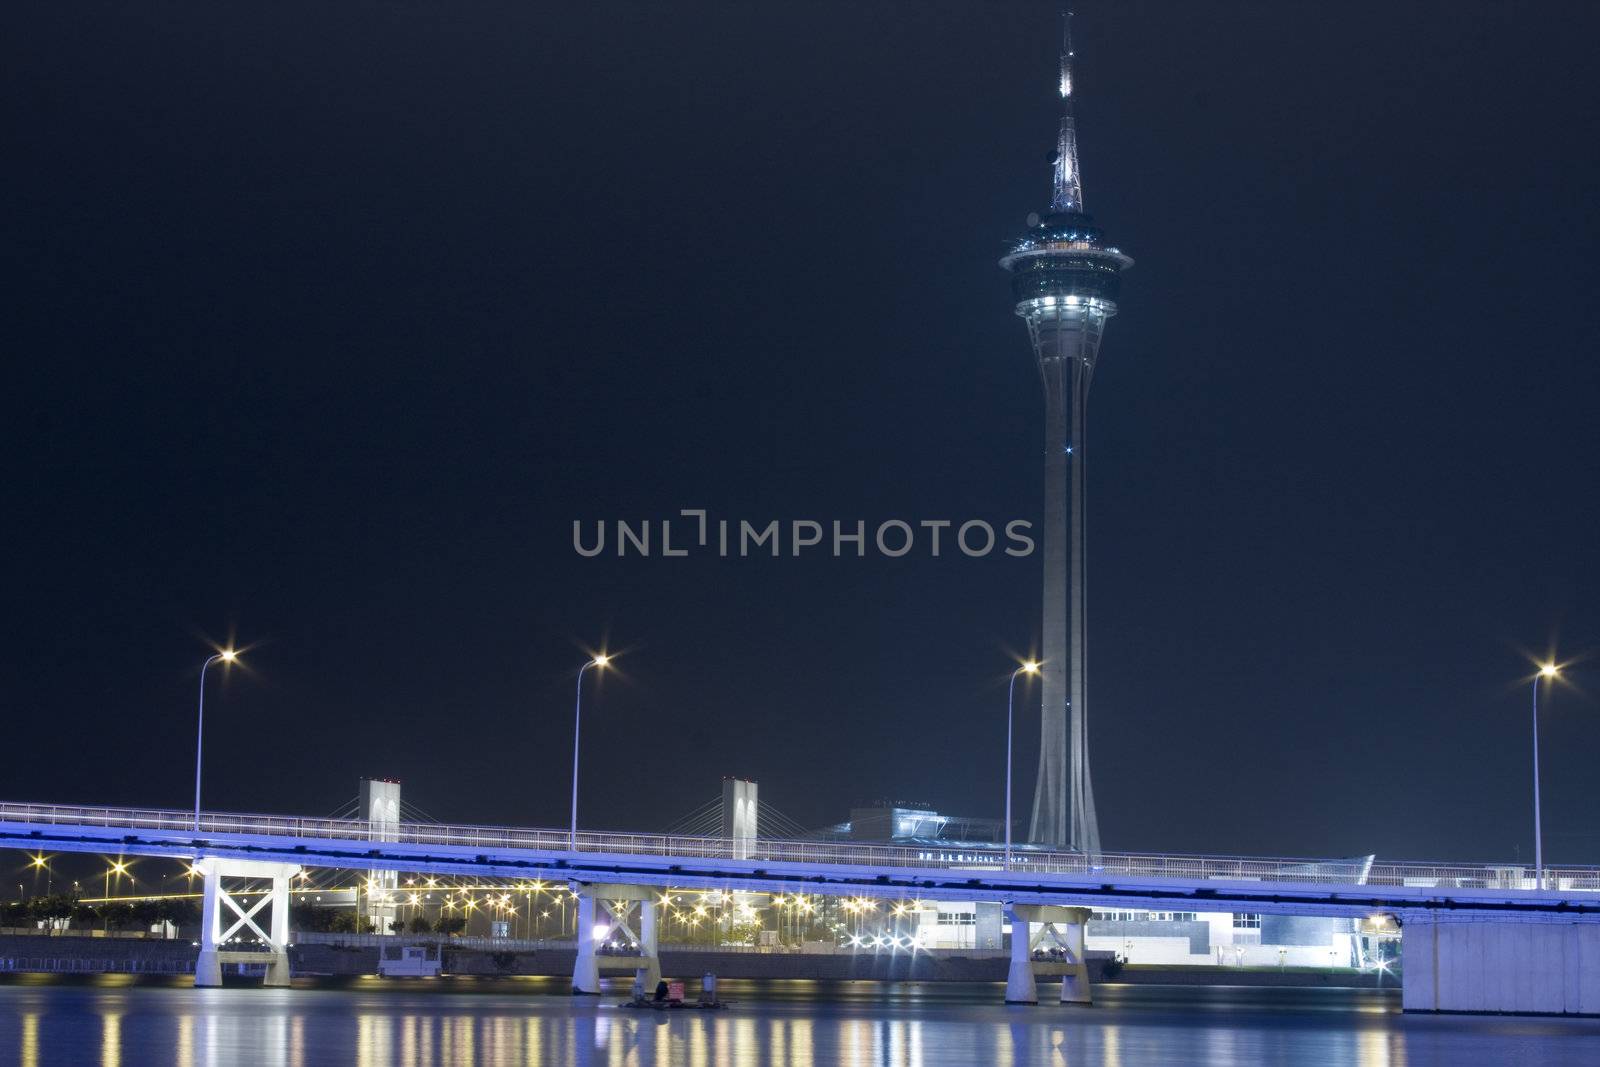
570,883,660,995
1006,904,1093,1005
1400,911,1600,1015
194,858,300,988
1053,908,1093,1005
571,892,600,994
1005,905,1037,1003
636,889,661,990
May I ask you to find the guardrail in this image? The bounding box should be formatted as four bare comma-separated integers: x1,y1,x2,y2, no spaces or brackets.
4,799,1597,894
291,932,1005,958
293,931,575,952
0,957,194,975
0,927,176,941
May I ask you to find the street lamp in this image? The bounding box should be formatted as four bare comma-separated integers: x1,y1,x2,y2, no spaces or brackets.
103,860,129,931
1005,661,1040,871
194,649,237,832
569,654,610,851
1532,662,1560,888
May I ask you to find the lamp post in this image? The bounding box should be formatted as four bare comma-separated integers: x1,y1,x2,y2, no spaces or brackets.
1532,662,1560,889
193,649,237,832
569,654,610,852
1005,661,1040,871
102,861,127,932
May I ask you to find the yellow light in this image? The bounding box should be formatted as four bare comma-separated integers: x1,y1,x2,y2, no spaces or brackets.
592,654,611,668
1539,663,1560,679
220,649,237,663
1022,661,1040,674
30,855,47,870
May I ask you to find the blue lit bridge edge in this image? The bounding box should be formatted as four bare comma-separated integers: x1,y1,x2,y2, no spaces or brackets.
3,800,1598,918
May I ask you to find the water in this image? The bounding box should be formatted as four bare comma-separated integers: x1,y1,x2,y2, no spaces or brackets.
1,976,1597,1066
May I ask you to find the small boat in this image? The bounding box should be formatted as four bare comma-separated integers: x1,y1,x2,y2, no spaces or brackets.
619,998,728,1011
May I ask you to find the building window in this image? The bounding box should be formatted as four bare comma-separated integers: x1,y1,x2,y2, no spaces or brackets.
1092,910,1198,923
936,912,976,926
1232,914,1262,929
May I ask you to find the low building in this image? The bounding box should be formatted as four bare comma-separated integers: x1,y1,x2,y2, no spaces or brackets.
820,802,1374,968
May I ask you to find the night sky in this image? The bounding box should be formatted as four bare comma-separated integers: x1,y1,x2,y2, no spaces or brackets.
6,2,1598,865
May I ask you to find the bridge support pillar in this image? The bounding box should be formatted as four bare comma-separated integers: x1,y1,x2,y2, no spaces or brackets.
196,865,224,988
1053,907,1093,1005
569,883,662,995
636,891,661,990
1401,912,1600,1015
1005,906,1037,1004
1006,904,1093,1006
572,892,600,994
193,858,301,989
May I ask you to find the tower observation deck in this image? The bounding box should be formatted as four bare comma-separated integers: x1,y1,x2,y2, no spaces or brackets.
1000,14,1131,856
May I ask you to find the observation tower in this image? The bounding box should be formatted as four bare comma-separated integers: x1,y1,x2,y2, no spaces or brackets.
1000,13,1132,855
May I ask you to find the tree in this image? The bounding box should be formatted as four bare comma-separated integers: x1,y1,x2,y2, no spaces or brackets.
130,901,161,929
407,916,431,935
291,904,340,933
27,894,75,927
157,898,200,929
433,915,467,936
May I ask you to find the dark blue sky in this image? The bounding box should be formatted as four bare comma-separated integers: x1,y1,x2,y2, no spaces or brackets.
5,2,1597,863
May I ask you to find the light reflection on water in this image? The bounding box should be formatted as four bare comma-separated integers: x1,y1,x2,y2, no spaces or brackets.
0,977,1595,1066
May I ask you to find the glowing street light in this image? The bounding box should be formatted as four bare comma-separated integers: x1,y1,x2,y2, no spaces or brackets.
569,653,610,852
1005,661,1041,871
194,648,239,832
28,854,51,896
1532,662,1561,888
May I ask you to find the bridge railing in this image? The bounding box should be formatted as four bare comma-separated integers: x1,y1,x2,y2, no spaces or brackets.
4,799,1599,894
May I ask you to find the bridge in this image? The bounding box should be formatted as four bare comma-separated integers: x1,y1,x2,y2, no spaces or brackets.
4,799,1599,1014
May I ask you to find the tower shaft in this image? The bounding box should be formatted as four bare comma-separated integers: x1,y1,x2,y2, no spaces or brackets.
1027,305,1105,853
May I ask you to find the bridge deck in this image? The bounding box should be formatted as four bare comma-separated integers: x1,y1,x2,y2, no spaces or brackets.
3,801,1598,919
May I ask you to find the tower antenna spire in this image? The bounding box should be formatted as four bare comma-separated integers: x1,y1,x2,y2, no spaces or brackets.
1052,10,1084,213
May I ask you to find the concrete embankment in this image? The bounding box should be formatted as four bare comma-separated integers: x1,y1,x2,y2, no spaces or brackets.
1,936,1382,989
0,933,195,975
291,944,1382,988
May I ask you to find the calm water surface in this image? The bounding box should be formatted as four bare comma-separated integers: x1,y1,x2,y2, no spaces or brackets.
1,976,1596,1066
